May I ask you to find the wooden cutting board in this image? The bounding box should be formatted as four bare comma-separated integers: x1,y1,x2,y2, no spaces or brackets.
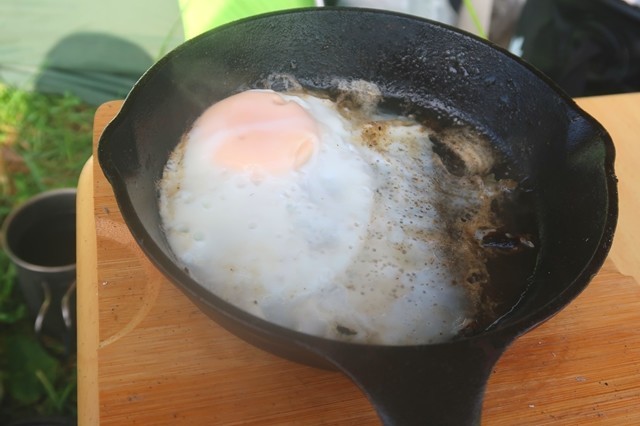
77,98,640,425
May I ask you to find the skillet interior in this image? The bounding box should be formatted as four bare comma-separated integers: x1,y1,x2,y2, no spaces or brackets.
98,8,617,424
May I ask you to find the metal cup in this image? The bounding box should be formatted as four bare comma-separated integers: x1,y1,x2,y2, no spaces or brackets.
1,188,77,355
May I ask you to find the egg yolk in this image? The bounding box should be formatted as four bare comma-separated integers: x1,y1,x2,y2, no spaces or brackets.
195,90,319,175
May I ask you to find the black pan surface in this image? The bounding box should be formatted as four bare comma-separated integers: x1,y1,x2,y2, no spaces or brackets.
98,8,617,425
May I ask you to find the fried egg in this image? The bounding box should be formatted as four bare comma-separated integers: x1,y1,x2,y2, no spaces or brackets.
159,86,503,345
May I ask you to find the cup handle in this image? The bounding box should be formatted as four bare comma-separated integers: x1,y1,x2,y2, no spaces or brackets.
60,280,76,356
34,280,76,358
34,281,52,338
61,280,76,331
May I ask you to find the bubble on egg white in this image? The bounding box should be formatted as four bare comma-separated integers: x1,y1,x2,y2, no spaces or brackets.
159,83,514,346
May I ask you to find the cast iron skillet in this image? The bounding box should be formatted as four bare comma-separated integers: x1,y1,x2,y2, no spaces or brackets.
98,8,617,425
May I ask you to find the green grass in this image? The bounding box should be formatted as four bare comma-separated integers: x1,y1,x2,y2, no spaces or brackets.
0,85,95,213
1,84,96,422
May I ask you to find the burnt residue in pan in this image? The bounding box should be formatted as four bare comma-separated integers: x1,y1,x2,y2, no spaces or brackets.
428,126,539,337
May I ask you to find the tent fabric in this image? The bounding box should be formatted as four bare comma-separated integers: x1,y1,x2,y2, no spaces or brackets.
178,0,315,40
0,0,185,105
0,0,316,105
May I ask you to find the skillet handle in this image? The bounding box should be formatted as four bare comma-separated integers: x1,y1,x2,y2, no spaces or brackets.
320,339,507,426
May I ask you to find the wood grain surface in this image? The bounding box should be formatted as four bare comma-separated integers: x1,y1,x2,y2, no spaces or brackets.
575,94,640,285
77,97,640,425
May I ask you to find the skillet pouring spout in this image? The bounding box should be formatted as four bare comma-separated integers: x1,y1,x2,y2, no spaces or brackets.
98,7,617,426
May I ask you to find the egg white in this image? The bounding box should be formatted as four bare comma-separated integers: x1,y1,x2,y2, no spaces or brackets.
160,90,489,345
160,92,375,319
